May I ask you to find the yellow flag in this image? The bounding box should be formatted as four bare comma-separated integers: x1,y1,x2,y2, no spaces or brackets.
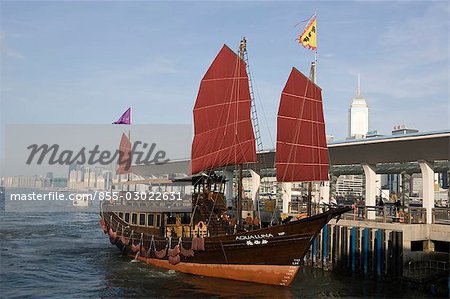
298,16,317,50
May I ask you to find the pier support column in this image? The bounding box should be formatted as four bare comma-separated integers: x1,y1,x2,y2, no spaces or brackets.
418,160,434,224
224,170,234,208
362,163,377,220
249,170,261,212
281,182,292,214
319,181,330,203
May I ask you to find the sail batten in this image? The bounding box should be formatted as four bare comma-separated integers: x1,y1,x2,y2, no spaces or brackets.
191,45,257,174
276,67,329,182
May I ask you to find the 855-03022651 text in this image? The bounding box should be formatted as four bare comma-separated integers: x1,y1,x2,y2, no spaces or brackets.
8,191,182,201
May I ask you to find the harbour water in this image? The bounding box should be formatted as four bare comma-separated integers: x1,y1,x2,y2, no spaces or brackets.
0,204,440,298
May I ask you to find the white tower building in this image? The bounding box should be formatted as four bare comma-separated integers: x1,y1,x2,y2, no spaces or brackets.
348,75,369,139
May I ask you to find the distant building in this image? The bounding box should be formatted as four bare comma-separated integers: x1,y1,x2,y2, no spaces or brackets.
411,174,423,197
96,175,105,190
68,169,82,189
348,75,369,139
336,175,364,197
440,172,448,189
386,173,401,195
366,130,384,138
52,178,67,188
68,163,77,179
3,176,44,188
45,172,53,187
392,125,418,135
103,171,112,191
86,169,96,188
343,75,369,197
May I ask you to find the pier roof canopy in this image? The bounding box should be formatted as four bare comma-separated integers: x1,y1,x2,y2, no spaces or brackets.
131,130,450,177
327,130,450,165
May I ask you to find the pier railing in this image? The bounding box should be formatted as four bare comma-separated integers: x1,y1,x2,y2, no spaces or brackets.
403,260,449,282
288,202,428,224
340,205,427,224
432,207,450,224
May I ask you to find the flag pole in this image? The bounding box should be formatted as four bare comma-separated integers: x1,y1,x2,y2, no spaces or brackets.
313,11,317,84
309,12,317,216
128,107,132,191
127,129,132,193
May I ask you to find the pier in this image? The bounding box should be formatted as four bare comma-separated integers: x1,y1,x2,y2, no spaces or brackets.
297,204,450,296
131,130,450,293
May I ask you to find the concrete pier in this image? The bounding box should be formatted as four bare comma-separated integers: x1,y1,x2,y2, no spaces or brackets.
304,218,450,283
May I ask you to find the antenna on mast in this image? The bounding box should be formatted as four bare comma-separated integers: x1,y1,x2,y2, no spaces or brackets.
357,73,361,97
238,37,246,60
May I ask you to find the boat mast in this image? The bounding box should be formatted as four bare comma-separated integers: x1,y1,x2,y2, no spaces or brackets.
237,164,243,227
236,38,247,228
307,42,318,217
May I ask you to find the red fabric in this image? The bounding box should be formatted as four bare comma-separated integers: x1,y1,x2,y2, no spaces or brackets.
191,45,257,174
99,219,107,234
131,243,140,253
108,228,117,239
168,244,180,257
120,235,129,245
276,67,329,182
168,255,181,265
180,246,194,257
154,248,167,259
116,133,132,175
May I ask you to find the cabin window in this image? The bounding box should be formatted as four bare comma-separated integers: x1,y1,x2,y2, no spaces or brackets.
181,213,190,225
131,213,137,225
118,212,123,219
124,213,130,223
147,214,155,227
167,214,176,225
156,214,161,227
139,214,146,226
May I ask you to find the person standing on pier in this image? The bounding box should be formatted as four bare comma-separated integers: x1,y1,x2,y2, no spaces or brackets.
377,198,384,216
245,213,253,230
330,196,337,206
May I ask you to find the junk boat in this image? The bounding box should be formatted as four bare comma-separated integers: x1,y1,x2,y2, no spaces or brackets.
100,39,351,286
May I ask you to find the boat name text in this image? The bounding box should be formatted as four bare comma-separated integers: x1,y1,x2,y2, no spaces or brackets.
235,233,274,241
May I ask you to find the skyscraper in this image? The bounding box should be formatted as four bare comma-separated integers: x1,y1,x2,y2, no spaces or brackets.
337,75,370,201
348,75,369,138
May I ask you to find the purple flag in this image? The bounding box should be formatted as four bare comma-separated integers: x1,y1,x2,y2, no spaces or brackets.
113,108,131,125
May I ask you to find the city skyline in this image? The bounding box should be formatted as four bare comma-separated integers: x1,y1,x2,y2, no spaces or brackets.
1,1,449,149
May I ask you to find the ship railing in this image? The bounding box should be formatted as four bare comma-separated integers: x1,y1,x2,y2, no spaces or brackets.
288,202,305,214
288,202,340,215
288,202,311,214
341,205,427,224
432,207,450,225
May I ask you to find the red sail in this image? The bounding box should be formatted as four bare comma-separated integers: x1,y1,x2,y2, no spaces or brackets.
276,68,329,182
191,45,257,174
116,133,132,175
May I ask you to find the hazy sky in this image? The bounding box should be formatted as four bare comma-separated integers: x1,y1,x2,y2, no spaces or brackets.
1,1,449,151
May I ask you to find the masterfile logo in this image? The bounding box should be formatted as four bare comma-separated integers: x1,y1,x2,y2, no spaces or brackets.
3,124,191,177
25,142,169,166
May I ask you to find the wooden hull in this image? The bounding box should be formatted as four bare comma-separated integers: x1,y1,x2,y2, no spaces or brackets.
137,256,299,286
102,206,350,286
